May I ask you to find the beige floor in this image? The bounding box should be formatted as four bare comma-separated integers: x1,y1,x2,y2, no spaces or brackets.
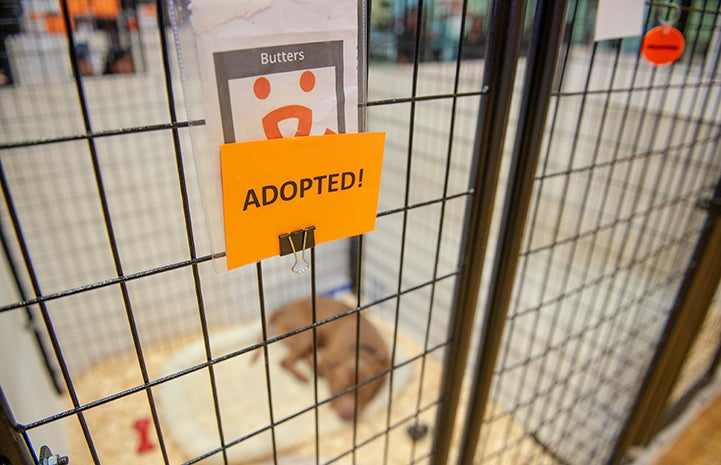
652,390,721,465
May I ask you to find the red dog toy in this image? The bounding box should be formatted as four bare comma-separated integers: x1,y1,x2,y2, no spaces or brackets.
133,418,155,453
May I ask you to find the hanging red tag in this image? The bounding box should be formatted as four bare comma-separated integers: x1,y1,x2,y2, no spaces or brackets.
641,25,685,66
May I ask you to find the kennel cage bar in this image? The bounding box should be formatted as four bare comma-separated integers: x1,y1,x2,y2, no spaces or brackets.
662,304,721,427
429,0,529,464
1,389,35,465
609,176,721,464
453,0,569,464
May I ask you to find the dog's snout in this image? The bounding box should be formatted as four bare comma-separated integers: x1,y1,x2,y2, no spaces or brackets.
334,398,357,421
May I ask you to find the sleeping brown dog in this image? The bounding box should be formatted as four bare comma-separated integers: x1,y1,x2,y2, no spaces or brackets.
268,296,391,421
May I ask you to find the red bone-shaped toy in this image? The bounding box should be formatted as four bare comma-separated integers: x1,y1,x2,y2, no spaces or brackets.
133,418,155,454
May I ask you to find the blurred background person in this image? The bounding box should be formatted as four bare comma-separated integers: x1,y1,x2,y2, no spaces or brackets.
461,15,485,60
396,7,421,63
0,0,21,86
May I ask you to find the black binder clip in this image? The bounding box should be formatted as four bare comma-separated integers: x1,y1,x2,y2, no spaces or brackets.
279,226,316,274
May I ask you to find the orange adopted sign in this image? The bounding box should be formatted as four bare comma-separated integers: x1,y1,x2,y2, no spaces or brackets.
641,26,685,66
220,132,385,270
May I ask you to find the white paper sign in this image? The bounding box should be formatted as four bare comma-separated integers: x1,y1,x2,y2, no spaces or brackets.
187,0,359,269
594,0,646,42
192,0,358,146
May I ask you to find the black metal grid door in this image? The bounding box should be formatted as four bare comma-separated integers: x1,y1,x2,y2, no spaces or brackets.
0,0,490,463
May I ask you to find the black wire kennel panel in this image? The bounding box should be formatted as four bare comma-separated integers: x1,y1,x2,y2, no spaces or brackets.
0,1,507,465
0,3,365,465
477,2,721,465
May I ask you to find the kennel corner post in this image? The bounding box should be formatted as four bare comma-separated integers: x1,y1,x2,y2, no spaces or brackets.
1,389,35,465
428,0,536,464
452,0,570,464
608,176,721,465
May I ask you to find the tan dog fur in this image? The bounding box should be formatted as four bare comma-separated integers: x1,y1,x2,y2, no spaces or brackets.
268,296,391,421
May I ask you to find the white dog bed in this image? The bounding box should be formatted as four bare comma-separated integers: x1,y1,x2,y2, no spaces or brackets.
61,317,546,465
157,319,413,464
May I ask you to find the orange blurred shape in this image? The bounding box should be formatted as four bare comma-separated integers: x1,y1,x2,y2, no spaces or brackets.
140,4,156,18
62,0,91,16
91,0,120,19
45,14,75,33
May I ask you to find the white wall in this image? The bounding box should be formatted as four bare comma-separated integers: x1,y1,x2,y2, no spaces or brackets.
0,250,68,456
